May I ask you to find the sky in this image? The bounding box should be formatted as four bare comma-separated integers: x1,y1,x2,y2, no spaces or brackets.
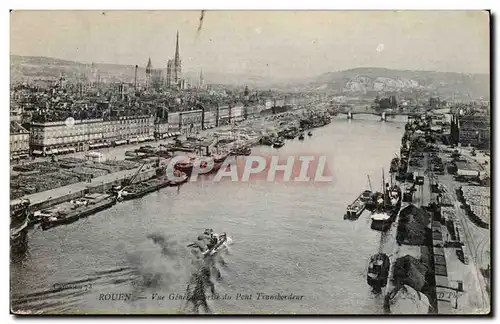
10,10,490,80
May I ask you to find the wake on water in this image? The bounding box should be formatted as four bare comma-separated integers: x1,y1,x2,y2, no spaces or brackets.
125,232,231,314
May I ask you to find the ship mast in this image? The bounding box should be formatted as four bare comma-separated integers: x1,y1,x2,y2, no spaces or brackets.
382,168,386,207
367,175,373,192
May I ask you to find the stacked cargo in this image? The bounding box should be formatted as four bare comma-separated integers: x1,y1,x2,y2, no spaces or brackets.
457,186,490,229
70,166,108,179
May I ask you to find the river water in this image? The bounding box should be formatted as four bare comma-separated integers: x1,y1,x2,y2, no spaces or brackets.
11,115,406,314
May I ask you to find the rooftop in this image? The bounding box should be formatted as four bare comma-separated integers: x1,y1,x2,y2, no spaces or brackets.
10,121,28,134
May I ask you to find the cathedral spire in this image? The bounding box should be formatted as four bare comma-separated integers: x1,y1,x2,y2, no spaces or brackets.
174,30,180,64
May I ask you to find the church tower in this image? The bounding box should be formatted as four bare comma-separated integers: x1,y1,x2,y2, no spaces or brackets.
174,30,182,86
199,69,204,89
145,57,153,88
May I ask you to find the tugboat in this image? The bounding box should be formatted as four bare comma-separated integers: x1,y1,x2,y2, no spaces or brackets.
187,229,232,258
298,133,305,141
272,137,285,149
11,199,31,259
39,194,117,230
367,253,390,292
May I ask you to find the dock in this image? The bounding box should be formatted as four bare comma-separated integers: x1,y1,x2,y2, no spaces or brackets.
381,116,490,314
10,166,158,212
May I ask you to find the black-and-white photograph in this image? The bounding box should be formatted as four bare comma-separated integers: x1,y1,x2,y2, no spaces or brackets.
9,10,491,315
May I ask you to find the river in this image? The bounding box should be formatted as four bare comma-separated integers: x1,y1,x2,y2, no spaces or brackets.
11,115,406,314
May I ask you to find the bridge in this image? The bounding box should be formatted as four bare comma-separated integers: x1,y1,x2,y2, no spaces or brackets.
337,108,422,121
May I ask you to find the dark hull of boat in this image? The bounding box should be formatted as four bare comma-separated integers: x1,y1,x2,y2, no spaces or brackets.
370,220,393,232
367,254,390,288
344,207,365,220
230,149,252,156
175,165,193,177
166,176,189,187
170,147,196,153
272,142,285,148
122,180,170,200
41,198,117,230
10,226,28,259
370,200,402,232
344,193,367,220
367,276,389,288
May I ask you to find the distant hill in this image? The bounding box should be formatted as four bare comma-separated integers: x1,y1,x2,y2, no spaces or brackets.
10,55,277,88
286,67,490,100
10,56,490,100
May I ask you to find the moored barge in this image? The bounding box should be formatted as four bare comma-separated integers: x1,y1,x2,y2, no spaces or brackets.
11,199,31,258
39,193,117,230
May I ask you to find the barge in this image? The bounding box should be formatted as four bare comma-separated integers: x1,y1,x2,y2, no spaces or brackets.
367,253,390,292
344,192,368,220
39,193,117,230
119,172,188,201
11,199,31,258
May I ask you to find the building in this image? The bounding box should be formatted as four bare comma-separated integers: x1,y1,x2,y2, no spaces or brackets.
458,114,490,147
166,60,174,88
174,30,181,85
30,116,155,156
145,57,153,88
164,31,183,89
10,122,30,159
199,69,205,89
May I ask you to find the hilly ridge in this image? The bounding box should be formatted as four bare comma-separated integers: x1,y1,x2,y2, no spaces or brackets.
10,55,490,100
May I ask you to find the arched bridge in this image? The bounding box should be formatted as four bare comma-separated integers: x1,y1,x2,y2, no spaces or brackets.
338,109,421,121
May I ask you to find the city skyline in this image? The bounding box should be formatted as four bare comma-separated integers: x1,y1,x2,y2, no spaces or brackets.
11,10,490,80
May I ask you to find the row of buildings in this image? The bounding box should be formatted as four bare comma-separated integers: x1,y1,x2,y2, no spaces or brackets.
10,102,264,159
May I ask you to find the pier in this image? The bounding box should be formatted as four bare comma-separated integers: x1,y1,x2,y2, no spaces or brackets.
380,116,490,314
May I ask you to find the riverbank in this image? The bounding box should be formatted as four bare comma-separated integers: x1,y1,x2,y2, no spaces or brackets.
11,116,405,314
380,116,490,314
10,106,330,212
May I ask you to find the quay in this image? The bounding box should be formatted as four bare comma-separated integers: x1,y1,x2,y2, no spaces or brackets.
10,105,330,212
11,164,159,212
380,115,490,314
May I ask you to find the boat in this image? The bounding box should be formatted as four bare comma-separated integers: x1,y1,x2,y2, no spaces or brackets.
230,145,252,156
174,158,194,176
166,171,189,186
211,153,228,172
136,145,156,154
298,133,305,140
11,199,31,258
370,186,402,232
213,152,229,164
360,190,373,202
187,230,232,258
40,194,117,230
367,253,390,290
272,138,285,148
344,193,367,220
120,174,187,200
259,134,276,146
390,157,400,174
370,170,402,232
307,131,313,137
